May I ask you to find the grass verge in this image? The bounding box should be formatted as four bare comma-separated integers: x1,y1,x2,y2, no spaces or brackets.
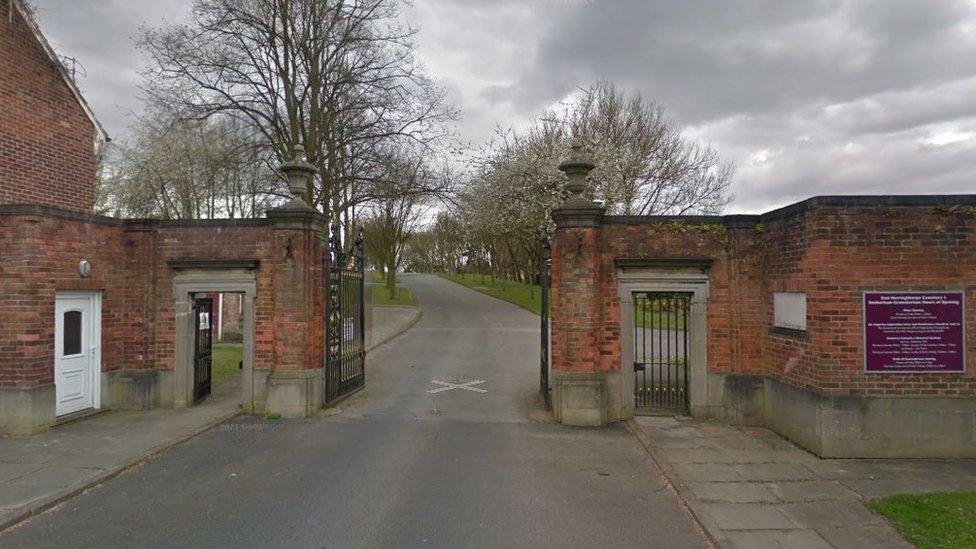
437,272,685,329
438,272,542,314
212,344,242,383
866,491,976,549
371,284,419,307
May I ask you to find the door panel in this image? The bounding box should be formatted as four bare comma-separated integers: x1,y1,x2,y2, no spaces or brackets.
55,295,99,416
193,297,213,402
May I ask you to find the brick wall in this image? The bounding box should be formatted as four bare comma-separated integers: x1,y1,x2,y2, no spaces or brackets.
552,196,976,398
0,211,124,387
0,0,98,213
0,206,329,389
147,222,278,373
761,201,976,397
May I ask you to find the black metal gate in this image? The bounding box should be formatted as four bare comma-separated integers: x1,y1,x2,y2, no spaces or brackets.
325,225,366,405
540,236,551,409
192,296,213,402
633,292,691,412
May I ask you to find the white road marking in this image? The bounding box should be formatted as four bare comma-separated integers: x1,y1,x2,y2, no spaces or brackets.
428,379,487,394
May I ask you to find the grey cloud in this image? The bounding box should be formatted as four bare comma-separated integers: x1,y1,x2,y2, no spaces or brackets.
494,0,976,125
30,0,976,212
32,0,191,139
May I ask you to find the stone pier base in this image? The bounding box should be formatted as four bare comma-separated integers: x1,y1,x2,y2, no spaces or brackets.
552,371,624,427
265,369,324,418
0,385,55,435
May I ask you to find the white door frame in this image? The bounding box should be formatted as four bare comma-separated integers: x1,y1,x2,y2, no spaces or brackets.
54,291,102,416
618,269,709,417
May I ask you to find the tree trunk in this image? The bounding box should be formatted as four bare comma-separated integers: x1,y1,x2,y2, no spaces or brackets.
386,259,397,300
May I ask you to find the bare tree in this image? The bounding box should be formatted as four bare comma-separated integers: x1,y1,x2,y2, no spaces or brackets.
101,99,279,219
572,80,733,215
362,151,442,298
139,0,457,224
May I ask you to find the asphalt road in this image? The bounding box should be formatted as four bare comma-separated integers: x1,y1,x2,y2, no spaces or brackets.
0,274,705,549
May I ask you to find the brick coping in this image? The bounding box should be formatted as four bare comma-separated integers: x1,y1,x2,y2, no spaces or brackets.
603,193,976,226
0,204,272,228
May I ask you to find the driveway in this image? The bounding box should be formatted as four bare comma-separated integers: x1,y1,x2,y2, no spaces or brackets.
0,274,705,548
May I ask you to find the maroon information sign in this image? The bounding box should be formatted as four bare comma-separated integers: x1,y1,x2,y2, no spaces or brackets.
863,292,965,373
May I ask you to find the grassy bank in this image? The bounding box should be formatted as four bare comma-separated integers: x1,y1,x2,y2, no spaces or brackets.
371,284,419,307
438,272,542,314
367,270,419,307
212,344,243,383
867,491,976,548
438,272,683,329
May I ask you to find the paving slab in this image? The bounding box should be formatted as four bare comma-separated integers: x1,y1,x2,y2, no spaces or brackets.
0,463,46,484
725,529,832,549
733,462,818,481
628,415,976,548
817,525,914,549
700,502,797,530
0,465,103,510
765,481,860,502
649,436,719,449
779,501,884,530
687,481,778,503
802,460,884,480
842,476,962,498
671,462,741,482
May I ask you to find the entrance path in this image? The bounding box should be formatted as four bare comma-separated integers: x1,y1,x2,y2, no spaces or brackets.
631,415,976,548
0,274,706,548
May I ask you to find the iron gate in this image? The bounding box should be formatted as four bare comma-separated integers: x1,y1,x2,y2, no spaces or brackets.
633,292,691,412
325,225,366,404
192,296,213,402
540,236,551,409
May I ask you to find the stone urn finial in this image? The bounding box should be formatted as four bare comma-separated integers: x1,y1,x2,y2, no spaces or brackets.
558,139,595,199
279,144,316,207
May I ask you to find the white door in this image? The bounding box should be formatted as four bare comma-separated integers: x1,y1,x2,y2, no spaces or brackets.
55,293,100,416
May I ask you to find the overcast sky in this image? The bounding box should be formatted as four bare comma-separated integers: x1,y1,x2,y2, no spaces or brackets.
32,0,976,213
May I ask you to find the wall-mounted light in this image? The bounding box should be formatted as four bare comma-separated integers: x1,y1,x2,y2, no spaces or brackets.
78,260,92,278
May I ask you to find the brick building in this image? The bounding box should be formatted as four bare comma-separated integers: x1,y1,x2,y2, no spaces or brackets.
1,0,329,434
549,145,976,457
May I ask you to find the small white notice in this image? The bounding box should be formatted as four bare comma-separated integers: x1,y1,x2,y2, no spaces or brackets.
774,292,807,331
428,379,487,394
343,317,354,342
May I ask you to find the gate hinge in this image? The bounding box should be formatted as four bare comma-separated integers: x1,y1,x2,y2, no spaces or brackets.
633,362,646,372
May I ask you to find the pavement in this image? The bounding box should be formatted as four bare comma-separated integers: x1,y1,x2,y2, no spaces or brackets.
0,304,422,536
0,378,242,532
630,415,976,548
0,274,707,548
366,303,421,352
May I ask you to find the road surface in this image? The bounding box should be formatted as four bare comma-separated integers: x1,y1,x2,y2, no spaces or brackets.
0,274,704,548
